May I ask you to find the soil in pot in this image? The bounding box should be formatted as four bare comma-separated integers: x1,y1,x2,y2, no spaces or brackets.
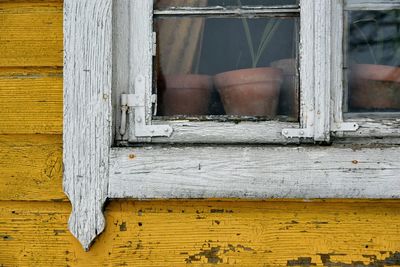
214,67,283,116
349,64,400,111
160,74,213,116
271,58,299,120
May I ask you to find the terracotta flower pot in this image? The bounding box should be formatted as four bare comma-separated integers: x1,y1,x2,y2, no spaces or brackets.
214,67,283,116
271,58,299,120
161,74,213,116
350,64,400,111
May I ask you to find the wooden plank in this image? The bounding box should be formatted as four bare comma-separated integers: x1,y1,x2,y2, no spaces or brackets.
64,0,113,250
110,145,400,199
0,68,63,134
0,1,63,67
313,1,331,141
1,200,400,266
131,120,301,144
0,134,66,202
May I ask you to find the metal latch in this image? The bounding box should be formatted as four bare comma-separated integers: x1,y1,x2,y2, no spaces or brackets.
282,128,314,139
331,122,359,132
119,75,173,138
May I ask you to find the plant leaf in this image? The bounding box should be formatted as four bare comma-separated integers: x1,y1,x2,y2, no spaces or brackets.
254,20,281,67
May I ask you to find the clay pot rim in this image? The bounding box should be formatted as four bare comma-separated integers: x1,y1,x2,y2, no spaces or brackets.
351,64,400,83
270,58,298,76
214,67,283,89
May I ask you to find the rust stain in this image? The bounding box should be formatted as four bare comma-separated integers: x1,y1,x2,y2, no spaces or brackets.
352,160,359,164
128,154,135,159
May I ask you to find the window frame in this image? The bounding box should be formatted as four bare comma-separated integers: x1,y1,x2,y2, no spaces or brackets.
114,1,331,144
332,0,400,140
64,0,400,251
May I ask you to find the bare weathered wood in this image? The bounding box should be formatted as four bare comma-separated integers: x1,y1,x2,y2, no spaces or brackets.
109,145,400,199
297,0,316,139
113,0,130,141
132,121,301,144
127,1,154,143
331,0,345,127
63,0,112,250
312,1,331,141
341,118,400,138
153,7,300,16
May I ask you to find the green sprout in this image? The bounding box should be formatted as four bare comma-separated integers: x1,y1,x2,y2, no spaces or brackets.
238,0,281,68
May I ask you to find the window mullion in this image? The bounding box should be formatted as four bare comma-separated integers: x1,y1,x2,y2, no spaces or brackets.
128,1,156,142
284,0,336,142
283,0,332,141
313,0,332,141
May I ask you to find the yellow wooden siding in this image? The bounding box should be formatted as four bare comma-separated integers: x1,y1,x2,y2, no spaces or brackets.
1,200,400,266
0,1,63,67
0,1,400,266
0,69,63,134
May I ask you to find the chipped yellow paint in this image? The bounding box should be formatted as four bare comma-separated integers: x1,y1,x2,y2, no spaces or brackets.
1,200,400,266
1,0,400,266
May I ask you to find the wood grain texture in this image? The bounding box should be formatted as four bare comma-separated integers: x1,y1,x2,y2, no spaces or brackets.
1,200,400,266
63,0,112,250
298,0,315,137
0,68,62,134
0,134,66,202
0,0,63,67
313,1,331,141
110,145,400,199
147,120,300,144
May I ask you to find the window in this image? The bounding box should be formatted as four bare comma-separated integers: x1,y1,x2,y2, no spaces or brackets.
64,0,400,250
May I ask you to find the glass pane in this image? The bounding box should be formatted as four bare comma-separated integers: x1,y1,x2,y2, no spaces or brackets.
345,7,400,113
155,0,298,9
155,16,299,119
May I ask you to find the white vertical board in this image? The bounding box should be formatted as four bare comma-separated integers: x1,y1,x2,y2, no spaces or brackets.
63,0,112,251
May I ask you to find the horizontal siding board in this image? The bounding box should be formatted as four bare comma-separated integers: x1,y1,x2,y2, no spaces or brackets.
0,1,63,67
1,200,400,266
110,145,400,199
0,68,62,134
0,134,65,201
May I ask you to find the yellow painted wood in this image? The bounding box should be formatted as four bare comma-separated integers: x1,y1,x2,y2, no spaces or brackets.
0,134,65,202
0,0,63,67
1,200,400,266
0,68,63,134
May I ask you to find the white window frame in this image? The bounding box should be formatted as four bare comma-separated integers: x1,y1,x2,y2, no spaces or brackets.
63,0,400,251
